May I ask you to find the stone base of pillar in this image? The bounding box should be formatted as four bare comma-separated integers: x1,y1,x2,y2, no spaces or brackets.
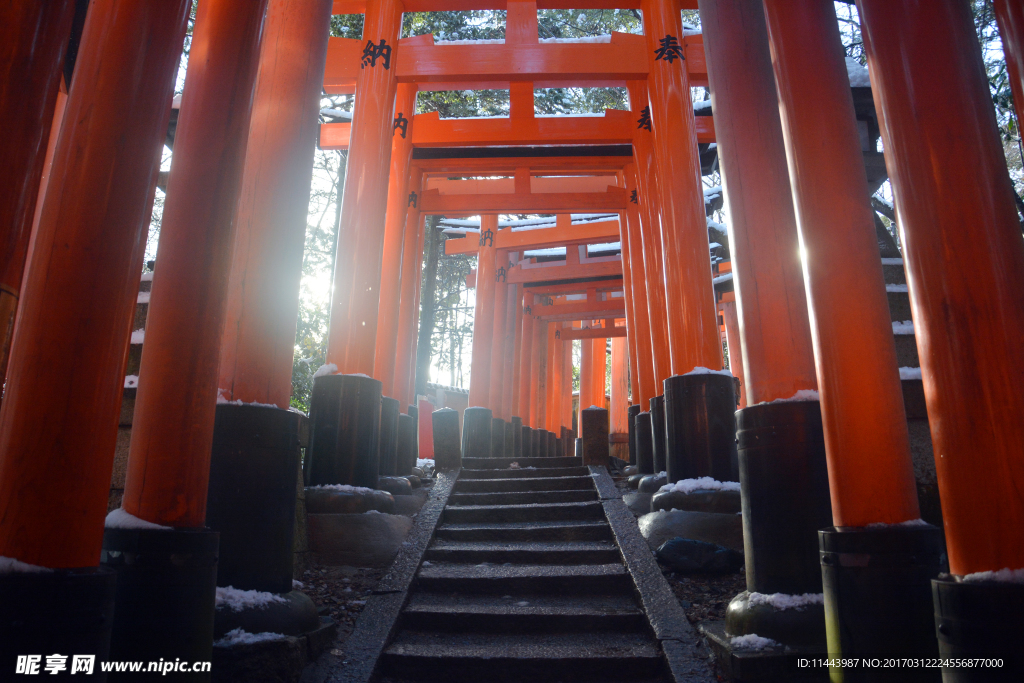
462,407,493,460
214,589,321,641
819,524,943,668
379,397,401,476
538,430,549,458
432,408,461,470
307,374,383,489
698,619,827,683
491,417,506,458
102,527,219,678
649,395,667,474
511,416,523,458
725,400,832,651
932,576,1024,681
396,413,417,476
547,431,558,458
504,421,515,459
407,404,419,462
581,407,609,467
0,566,116,677
635,411,655,478
521,425,533,458
574,437,582,459
207,403,301,594
664,373,738,483
627,404,641,465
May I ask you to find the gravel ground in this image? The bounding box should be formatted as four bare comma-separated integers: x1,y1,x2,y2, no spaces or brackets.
298,564,385,644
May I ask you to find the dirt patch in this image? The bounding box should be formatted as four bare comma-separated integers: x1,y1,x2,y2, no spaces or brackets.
297,564,385,646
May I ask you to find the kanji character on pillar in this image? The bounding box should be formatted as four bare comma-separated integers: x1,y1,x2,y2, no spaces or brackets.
479,228,494,247
408,191,417,207
361,39,392,69
654,35,685,63
637,106,652,131
630,189,639,204
393,112,408,138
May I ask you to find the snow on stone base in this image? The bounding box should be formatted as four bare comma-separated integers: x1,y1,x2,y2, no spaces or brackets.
312,363,337,378
659,477,741,495
306,484,375,495
215,586,286,612
730,634,779,650
962,567,1024,584
866,518,930,529
105,508,171,530
0,556,53,574
213,628,286,647
683,366,734,378
761,389,820,404
747,592,824,611
899,367,922,380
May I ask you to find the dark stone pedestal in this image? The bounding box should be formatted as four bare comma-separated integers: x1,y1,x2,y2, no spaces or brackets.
504,421,515,459
396,413,416,475
664,372,737,483
462,407,493,459
491,417,506,458
538,430,549,458
511,416,523,458
407,404,419,462
0,566,116,681
700,620,828,683
547,430,558,458
581,406,609,467
574,437,582,458
649,395,667,474
102,527,219,681
307,374,382,489
207,403,300,594
820,524,943,679
521,426,533,457
378,397,401,476
627,404,641,465
932,575,1024,682
212,616,336,683
432,408,461,470
635,411,654,476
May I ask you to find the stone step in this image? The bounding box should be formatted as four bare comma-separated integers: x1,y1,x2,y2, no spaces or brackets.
458,466,591,480
461,455,583,470
423,540,620,565
400,591,646,633
894,332,920,367
435,520,613,543
442,500,605,525
454,475,595,493
381,631,666,682
414,563,631,595
887,289,912,322
448,489,597,506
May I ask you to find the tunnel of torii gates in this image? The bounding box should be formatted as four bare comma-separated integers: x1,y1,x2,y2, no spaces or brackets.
1,0,1023,678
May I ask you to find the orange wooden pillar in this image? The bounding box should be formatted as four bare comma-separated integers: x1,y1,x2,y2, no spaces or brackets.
615,205,641,407
546,323,563,432
0,0,190,568
509,284,525,418
592,337,607,409
720,300,747,409
467,215,498,408
701,0,817,407
858,0,1024,578
124,0,269,527
762,0,918,528
995,0,1024,132
610,335,629,430
325,0,403,374
218,0,333,408
394,203,425,407
0,2,76,387
374,84,418,397
533,319,548,428
561,324,573,432
488,246,510,415
623,164,658,407
641,0,722,374
579,329,595,411
763,0,935,662
518,292,535,423
627,83,673,390
501,276,518,420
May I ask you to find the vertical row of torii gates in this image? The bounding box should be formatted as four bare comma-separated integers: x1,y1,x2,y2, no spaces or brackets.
1,0,1023,681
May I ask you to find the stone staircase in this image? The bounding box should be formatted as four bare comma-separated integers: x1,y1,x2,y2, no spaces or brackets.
377,454,682,683
882,257,940,524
